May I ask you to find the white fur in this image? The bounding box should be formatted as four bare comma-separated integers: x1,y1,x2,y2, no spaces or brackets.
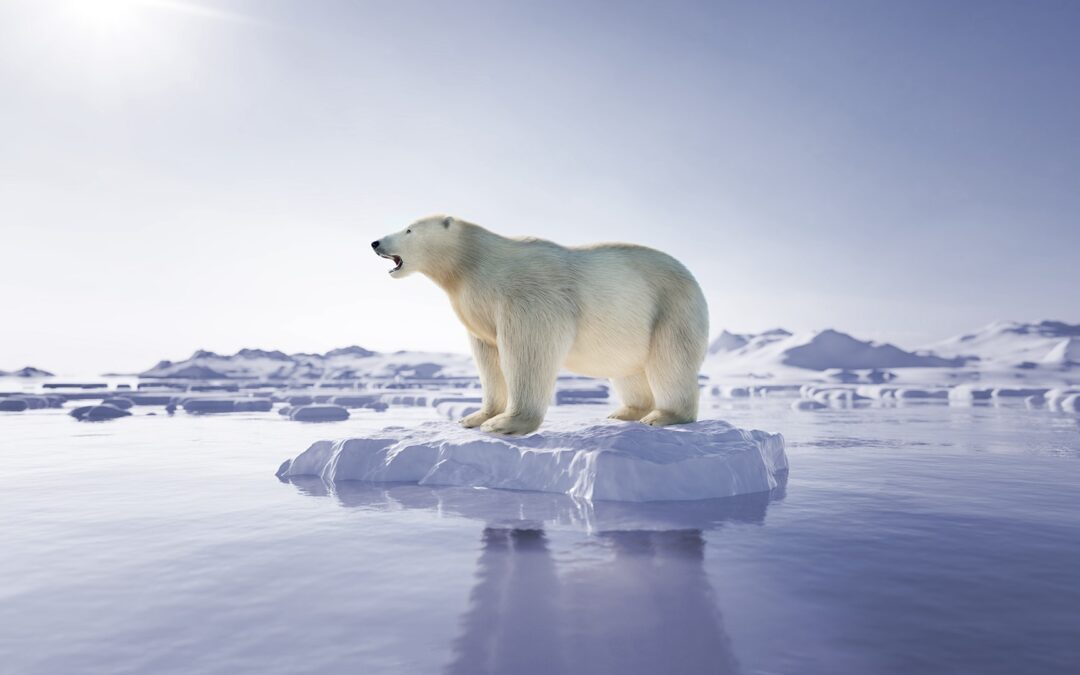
373,216,709,435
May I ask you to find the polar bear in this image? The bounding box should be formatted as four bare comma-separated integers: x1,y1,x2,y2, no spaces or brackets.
372,216,708,435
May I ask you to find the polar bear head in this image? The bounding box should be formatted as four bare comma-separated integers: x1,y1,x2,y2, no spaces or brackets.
372,215,458,279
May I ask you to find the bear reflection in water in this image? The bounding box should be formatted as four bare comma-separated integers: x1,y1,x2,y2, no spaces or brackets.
282,479,785,675
447,527,738,675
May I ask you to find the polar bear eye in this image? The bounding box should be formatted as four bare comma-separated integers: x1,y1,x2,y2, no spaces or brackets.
406,229,412,234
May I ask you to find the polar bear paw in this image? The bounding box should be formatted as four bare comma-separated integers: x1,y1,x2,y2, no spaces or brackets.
608,406,650,422
460,409,497,428
481,413,542,436
640,410,694,427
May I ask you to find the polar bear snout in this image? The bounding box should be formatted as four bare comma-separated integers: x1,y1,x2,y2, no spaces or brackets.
372,240,404,274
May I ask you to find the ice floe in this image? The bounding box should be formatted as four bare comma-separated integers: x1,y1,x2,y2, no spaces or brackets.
182,398,274,414
276,419,787,502
287,404,350,422
69,404,131,421
1045,389,1080,412
102,397,134,410
0,398,30,412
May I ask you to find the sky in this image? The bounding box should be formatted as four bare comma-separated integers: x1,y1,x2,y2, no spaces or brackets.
1,0,1078,375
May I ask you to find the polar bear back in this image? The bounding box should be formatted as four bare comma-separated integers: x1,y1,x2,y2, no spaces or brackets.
564,243,707,378
444,227,707,380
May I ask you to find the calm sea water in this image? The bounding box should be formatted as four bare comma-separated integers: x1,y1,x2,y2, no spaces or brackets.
1,400,1078,674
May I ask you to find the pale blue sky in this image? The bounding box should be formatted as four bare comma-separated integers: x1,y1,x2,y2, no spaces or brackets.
2,0,1078,374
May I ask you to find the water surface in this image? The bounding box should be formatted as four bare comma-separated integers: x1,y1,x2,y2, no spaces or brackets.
2,401,1078,674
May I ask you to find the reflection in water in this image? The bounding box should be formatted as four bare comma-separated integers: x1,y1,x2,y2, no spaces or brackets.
446,528,567,675
443,526,740,675
282,477,786,675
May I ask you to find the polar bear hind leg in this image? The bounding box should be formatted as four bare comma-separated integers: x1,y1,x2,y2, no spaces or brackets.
608,372,655,421
641,308,704,427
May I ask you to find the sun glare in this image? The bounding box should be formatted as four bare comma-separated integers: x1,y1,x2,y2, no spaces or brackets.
61,0,240,38
65,0,146,36
24,0,248,91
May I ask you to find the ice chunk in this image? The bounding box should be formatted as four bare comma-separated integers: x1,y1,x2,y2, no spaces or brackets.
1045,388,1080,411
0,398,30,412
791,399,827,411
1,395,54,410
554,383,609,405
69,404,132,421
948,385,993,403
378,393,430,407
1060,394,1080,413
894,388,949,400
289,404,350,422
182,398,273,413
275,419,787,502
711,385,751,399
991,387,1049,399
182,399,235,414
328,394,380,408
102,397,134,410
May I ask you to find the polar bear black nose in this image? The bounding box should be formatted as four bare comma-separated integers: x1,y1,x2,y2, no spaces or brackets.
371,241,380,250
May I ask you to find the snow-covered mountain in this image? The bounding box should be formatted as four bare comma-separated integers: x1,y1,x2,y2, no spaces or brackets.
708,329,791,355
141,347,476,380
0,366,54,378
706,328,965,374
704,320,1078,383
926,320,1080,368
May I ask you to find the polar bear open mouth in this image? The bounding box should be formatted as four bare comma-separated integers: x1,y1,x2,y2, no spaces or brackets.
378,252,403,273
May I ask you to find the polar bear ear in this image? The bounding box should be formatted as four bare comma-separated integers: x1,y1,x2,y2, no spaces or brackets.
442,216,454,229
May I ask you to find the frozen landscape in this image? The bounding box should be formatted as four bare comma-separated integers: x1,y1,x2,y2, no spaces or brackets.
6,0,1079,671
2,319,1079,674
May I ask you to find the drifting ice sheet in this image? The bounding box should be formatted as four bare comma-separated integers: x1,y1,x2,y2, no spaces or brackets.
276,419,787,502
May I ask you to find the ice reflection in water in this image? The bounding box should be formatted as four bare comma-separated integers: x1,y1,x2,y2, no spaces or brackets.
282,478,785,675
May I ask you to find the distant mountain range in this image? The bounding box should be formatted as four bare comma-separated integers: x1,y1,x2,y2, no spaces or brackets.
0,366,54,378
705,320,1079,380
926,320,1080,367
707,328,968,371
140,346,476,380
117,319,1080,383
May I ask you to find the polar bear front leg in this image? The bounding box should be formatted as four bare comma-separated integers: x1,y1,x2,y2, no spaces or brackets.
461,336,507,428
480,313,571,436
